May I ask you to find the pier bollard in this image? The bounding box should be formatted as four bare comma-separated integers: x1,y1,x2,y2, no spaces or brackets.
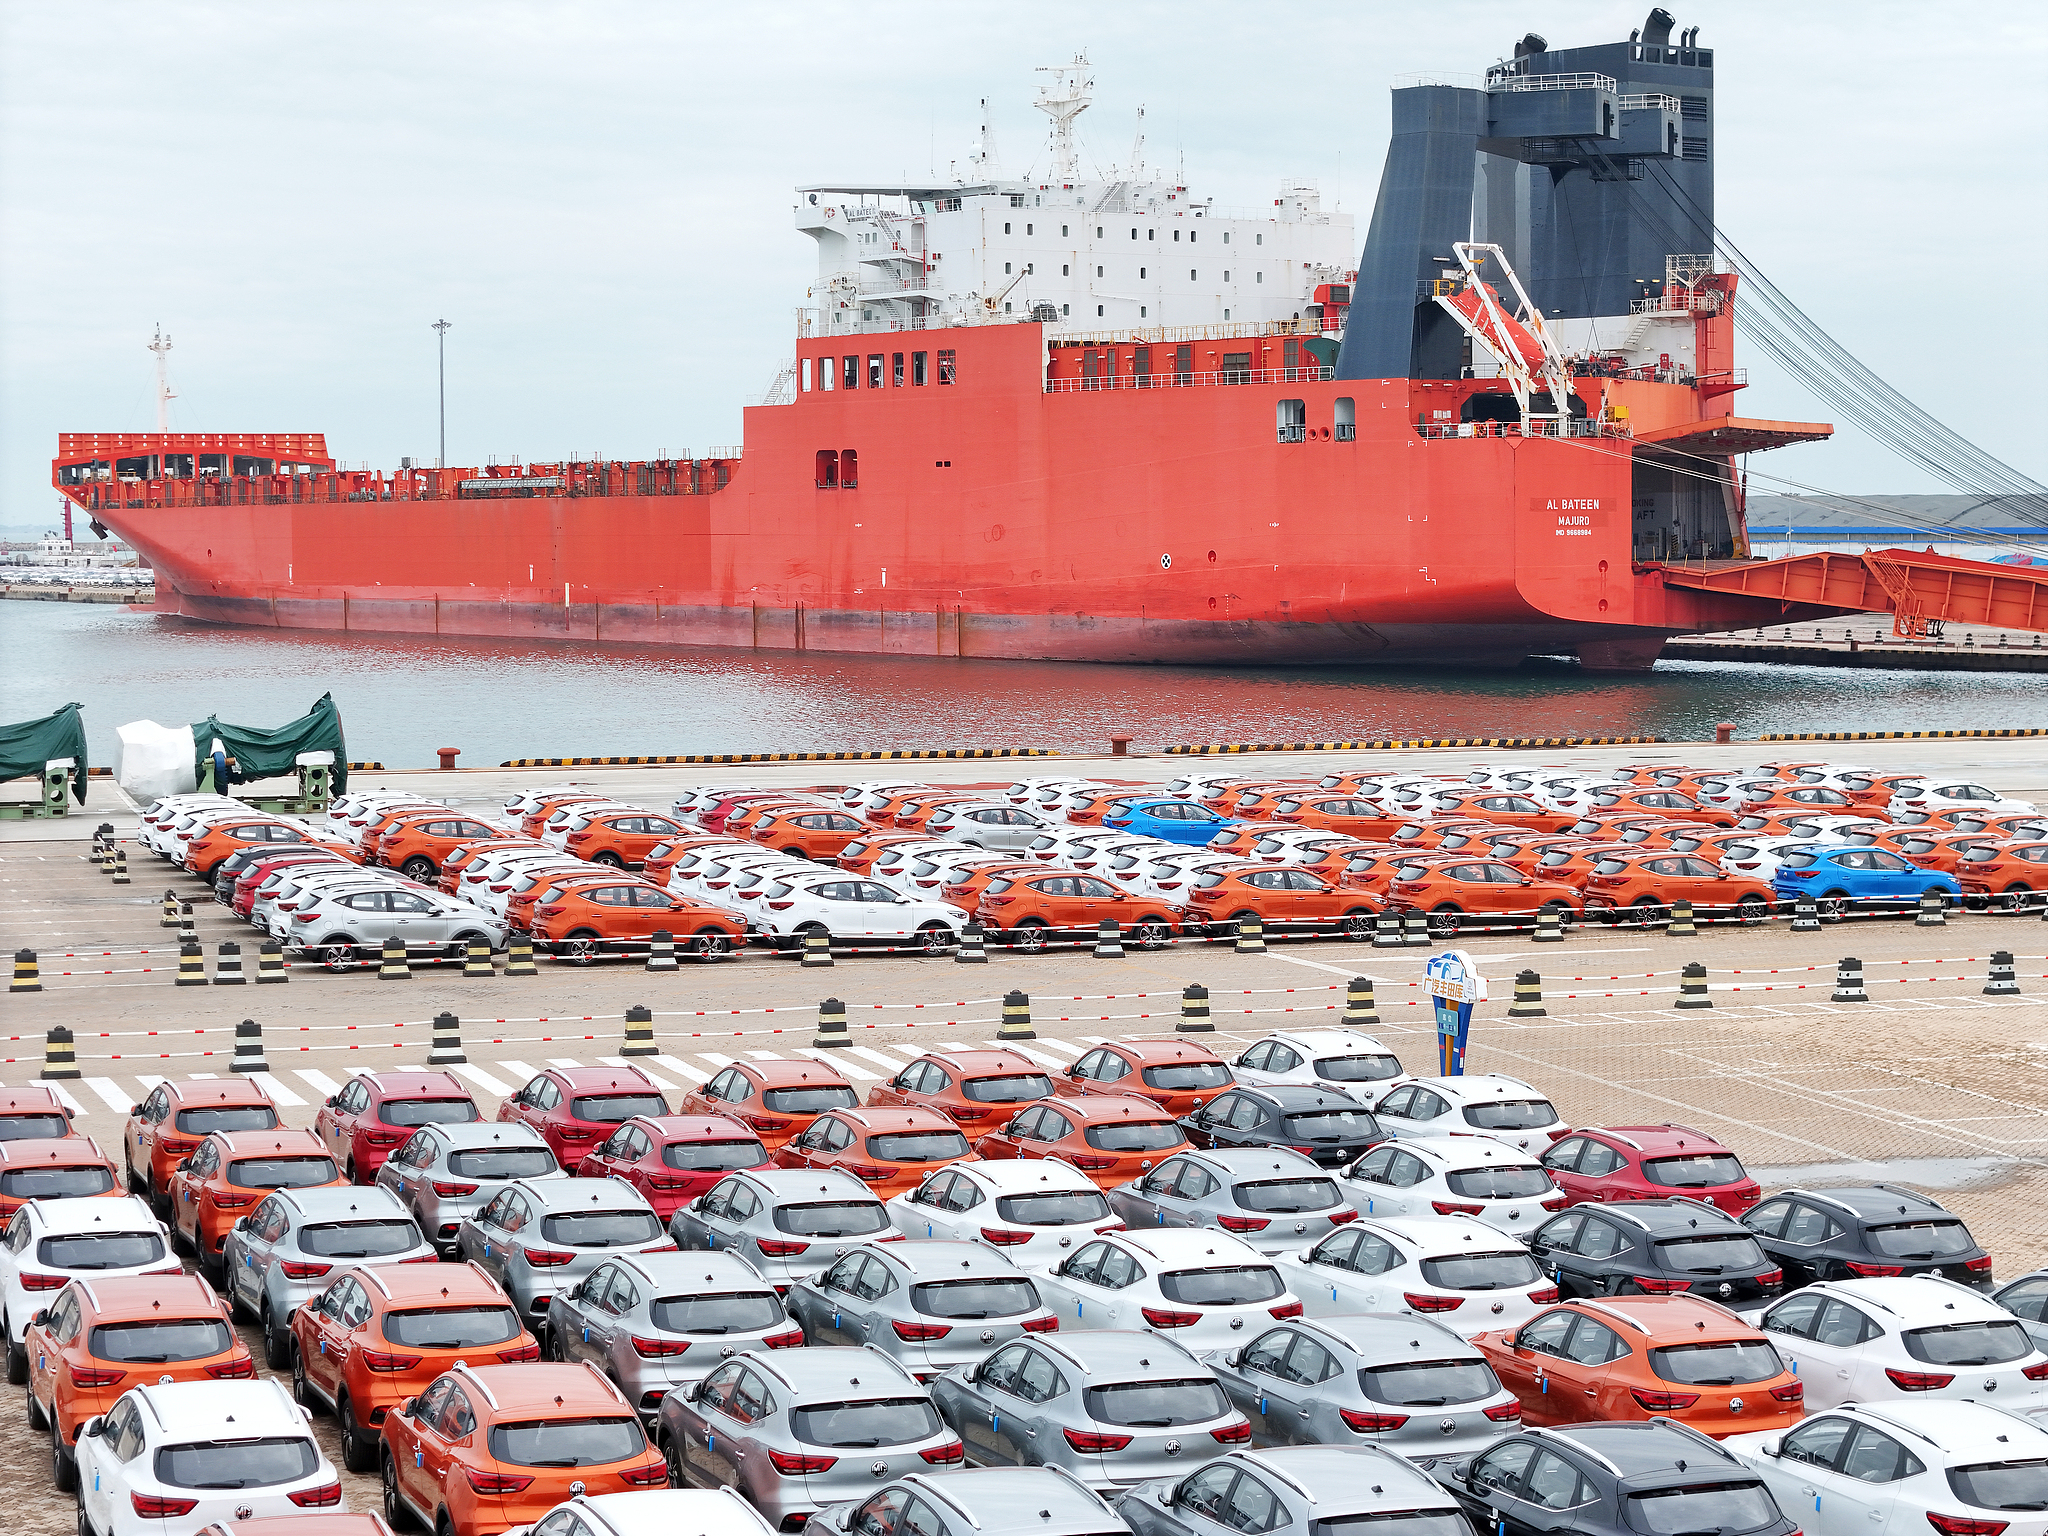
255,940,288,984
1831,956,1868,1003
504,936,538,977
1234,916,1266,955
90,837,107,872
462,937,495,978
1509,969,1547,1019
1372,914,1403,949
620,1004,658,1055
998,988,1036,1041
229,1019,269,1074
174,942,208,986
1667,898,1697,938
177,902,197,944
213,941,245,985
1177,982,1213,1033
813,997,851,1049
1532,907,1565,943
12,948,42,994
1985,950,2021,997
1402,912,1432,947
377,936,411,980
427,1011,467,1066
955,922,988,964
1343,976,1380,1028
161,890,181,928
800,929,834,968
646,930,679,973
111,849,129,885
1916,892,1948,927
39,1025,80,1080
1093,920,1125,959
1791,894,1821,932
1674,961,1712,1010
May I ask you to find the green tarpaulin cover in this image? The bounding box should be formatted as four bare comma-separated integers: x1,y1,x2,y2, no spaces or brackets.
0,702,89,803
191,692,349,794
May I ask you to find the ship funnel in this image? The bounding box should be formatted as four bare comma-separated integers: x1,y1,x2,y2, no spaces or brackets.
1641,8,1676,46
1513,33,1547,57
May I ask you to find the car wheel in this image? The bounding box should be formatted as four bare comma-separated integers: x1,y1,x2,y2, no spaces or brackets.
1009,919,1048,952
291,1339,321,1411
439,1514,458,1536
1538,900,1572,929
401,857,436,882
1340,909,1375,939
663,1430,690,1488
382,1448,419,1531
1629,896,1667,928
1428,905,1463,939
1133,918,1173,950
1923,886,1954,911
123,1151,145,1197
690,928,733,958
917,923,956,955
76,1491,94,1536
782,847,809,861
52,1413,77,1493
338,1391,378,1473
5,1327,25,1386
592,851,625,868
262,1300,292,1369
1736,896,1770,924
1818,891,1850,922
26,1382,49,1430
562,931,601,966
2003,883,2036,912
321,938,367,971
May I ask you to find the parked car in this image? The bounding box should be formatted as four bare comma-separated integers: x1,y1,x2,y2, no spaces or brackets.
1771,843,1962,917
1997,1267,2048,1350
376,1121,564,1257
456,1178,671,1337
1108,1148,1358,1254
676,1060,860,1153
887,1159,1124,1263
1056,1040,1235,1118
749,808,874,862
0,1134,121,1220
1381,857,1582,937
1228,1030,1409,1094
0,1082,77,1143
1177,1086,1386,1169
774,1107,981,1199
315,1068,478,1183
167,1126,346,1281
865,1049,1054,1131
124,1076,278,1212
530,880,746,960
746,872,970,954
574,1114,772,1221
283,881,510,968
787,1239,1057,1380
1527,1198,1784,1305
1032,1229,1303,1345
1362,1076,1568,1155
499,1064,671,1164
1183,865,1381,937
1276,1214,1558,1335
669,1169,899,1290
2,1196,180,1386
1955,840,2048,908
977,871,1183,951
972,1098,1192,1190
372,812,505,880
1341,1139,1566,1236
1740,1185,1992,1288
1540,1127,1759,1216
1120,1444,1455,1536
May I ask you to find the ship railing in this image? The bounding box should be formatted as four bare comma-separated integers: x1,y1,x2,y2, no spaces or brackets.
1045,364,1335,394
1050,316,1342,346
1412,419,1631,441
1618,92,1682,112
1487,70,1618,93
76,457,745,509
1629,289,1723,315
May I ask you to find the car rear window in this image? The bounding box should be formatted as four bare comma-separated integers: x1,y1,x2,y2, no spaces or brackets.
1141,1061,1231,1091
1234,1177,1342,1213
571,1093,667,1123
1641,1153,1746,1188
1462,1099,1556,1131
912,1276,1040,1319
962,1073,1054,1103
1312,1054,1402,1083
1444,1165,1551,1200
663,1138,768,1172
0,1164,114,1199
791,1397,942,1449
299,1219,419,1258
1904,1320,2031,1366
1084,1120,1186,1153
0,1113,69,1141
774,1200,890,1237
762,1085,860,1114
90,1318,234,1363
38,1232,165,1269
381,1098,478,1128
996,1190,1110,1226
156,1436,319,1489
1358,1358,1499,1407
489,1416,645,1467
651,1291,785,1334
1158,1265,1284,1306
1654,1234,1767,1272
1649,1340,1785,1385
1281,1109,1380,1142
1084,1377,1230,1427
175,1106,277,1135
541,1210,662,1248
447,1147,558,1180
229,1156,338,1189
1624,1483,1777,1535
868,1129,972,1162
1419,1251,1543,1291
383,1305,521,1347
1947,1460,2048,1512
1312,1511,1472,1536
1866,1219,1978,1258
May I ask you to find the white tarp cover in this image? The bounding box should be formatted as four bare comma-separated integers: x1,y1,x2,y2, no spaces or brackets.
115,720,198,800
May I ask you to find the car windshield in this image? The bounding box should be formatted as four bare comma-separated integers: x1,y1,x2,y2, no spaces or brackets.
1158,1265,1285,1306
663,1138,768,1172
1235,1177,1343,1214
1867,1220,1978,1258
869,1130,972,1162
1445,1166,1552,1200
1141,1062,1232,1091
0,1114,68,1140
571,1094,667,1123
1085,1121,1186,1153
229,1156,338,1189
90,1318,234,1363
0,1165,114,1199
541,1211,662,1247
1948,1461,2048,1513
447,1147,558,1180
1358,1359,1499,1407
1312,1512,1473,1536
382,1099,478,1128
1282,1109,1380,1142
299,1219,419,1258
1654,1235,1767,1273
1420,1251,1544,1291
1312,1054,1403,1083
1085,1377,1230,1427
996,1190,1111,1226
792,1396,943,1449
1649,1340,1786,1386
155,1437,319,1490
1642,1153,1746,1188
38,1232,166,1269
912,1277,1040,1319
962,1073,1054,1103
1462,1099,1557,1131
1624,1482,1778,1535
650,1292,785,1334
763,1085,860,1114
774,1200,890,1237
175,1106,277,1135
489,1416,645,1468
383,1305,521,1347
1903,1320,2032,1366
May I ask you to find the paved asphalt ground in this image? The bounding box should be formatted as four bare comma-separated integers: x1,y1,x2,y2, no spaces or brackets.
7,739,2048,1532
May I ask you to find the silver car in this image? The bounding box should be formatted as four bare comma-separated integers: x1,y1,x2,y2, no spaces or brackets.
1106,1150,1358,1257
457,1176,670,1332
925,803,1056,851
1116,1444,1470,1536
549,1249,803,1416
787,1240,1060,1382
802,1465,1135,1536
1202,1313,1520,1467
656,1345,964,1529
672,1169,900,1291
886,1159,1126,1266
375,1119,566,1256
222,1182,433,1368
931,1329,1250,1489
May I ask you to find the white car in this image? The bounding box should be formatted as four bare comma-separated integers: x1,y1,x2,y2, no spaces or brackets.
749,871,970,953
897,846,1010,894
148,805,263,861
1726,1400,2048,1536
2,1196,178,1380
924,801,1056,851
1716,834,1824,881
659,839,756,890
1005,776,1104,807
1021,828,1147,866
1695,775,1793,811
468,858,598,917
1242,829,1362,864
1340,1137,1565,1234
504,781,596,819
331,793,448,844
136,794,239,855
1276,1214,1559,1336
1891,781,2036,818
455,846,581,897
507,1489,778,1536
539,802,666,849
1230,1029,1411,1092
869,838,976,881
702,853,823,901
887,1158,1125,1264
258,870,413,935
1130,851,1247,902
1033,1228,1304,1347
838,780,933,815
1758,1277,2048,1410
1364,1074,1569,1155
75,1378,339,1536
282,884,508,964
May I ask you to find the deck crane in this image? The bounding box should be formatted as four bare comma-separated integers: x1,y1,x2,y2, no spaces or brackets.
980,266,1029,317
1431,241,1577,431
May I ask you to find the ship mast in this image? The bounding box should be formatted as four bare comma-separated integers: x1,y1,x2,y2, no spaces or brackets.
147,326,175,432
1034,53,1093,182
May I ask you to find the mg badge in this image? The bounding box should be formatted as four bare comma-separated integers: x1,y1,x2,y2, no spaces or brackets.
720,1345,736,1358
871,1461,889,1477
1986,1379,1999,1392
236,1509,254,1522
1164,1440,1183,1456
1294,1224,1306,1234
1491,1302,1505,1314
1229,1317,1245,1330
980,1329,995,1344
1930,1268,1944,1278
1729,1398,1744,1413
1059,1236,1072,1248
1439,1419,1457,1435
1507,1210,1520,1221
1719,1282,1733,1297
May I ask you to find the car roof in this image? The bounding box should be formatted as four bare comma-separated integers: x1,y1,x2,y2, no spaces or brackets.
1297,1311,1480,1361
1784,1184,1947,1220
830,1107,958,1134
1193,1147,1325,1179
1231,1086,1363,1113
280,1185,406,1219
736,1168,877,1201
209,1128,326,1158
1261,1030,1390,1052
1591,1198,1744,1235
1571,1294,1758,1339
355,1259,505,1305
900,1466,1136,1532
917,1049,1046,1076
456,1360,629,1414
1218,1445,1447,1504
1104,1037,1225,1065
352,1071,470,1100
745,1342,918,1398
159,1077,274,1107
519,1177,655,1212
0,1135,111,1167
614,1250,768,1290
957,1159,1099,1194
572,1489,775,1536
70,1271,219,1318
1403,1074,1540,1103
1843,1400,2048,1461
727,1057,850,1088
0,1085,70,1113
542,1064,659,1092
1361,1215,1532,1255
1113,1228,1265,1266
1806,1276,2005,1321
1034,1327,1200,1377
1541,1420,1743,1480
26,1193,157,1234
1054,1094,1180,1126
873,1240,1025,1279
1400,1138,1539,1170
626,1114,753,1140
134,1378,301,1437
424,1121,551,1152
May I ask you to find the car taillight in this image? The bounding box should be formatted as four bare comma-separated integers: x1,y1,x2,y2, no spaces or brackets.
1204,1420,1251,1444
365,1132,402,1147
524,1248,575,1266
1020,1315,1060,1333
844,1164,893,1182
1140,1307,1202,1328
465,1469,536,1494
1631,1388,1700,1410
893,1320,953,1341
358,1348,424,1372
979,1227,1035,1246
1430,1201,1484,1216
497,1339,543,1362
1327,1209,1359,1225
1886,1368,1956,1391
1403,1293,1464,1313
763,1327,806,1349
567,833,592,844
19,1272,65,1291
948,1108,988,1123
1847,1261,1906,1277
1063,1427,1134,1452
1483,1401,1523,1422
1928,1518,2009,1536
1966,1255,1994,1273
209,1192,257,1209
617,1463,670,1487
133,1494,199,1518
279,1260,331,1279
1217,1215,1269,1232
292,911,321,922
1067,1153,1118,1171
742,1115,791,1132
767,1450,839,1474
1770,1381,1805,1401
1540,1195,1570,1210
632,1335,691,1357
645,1175,691,1193
756,1239,810,1256
560,1126,598,1140
1756,1268,1783,1285
202,1355,257,1379
1630,1276,1693,1294
920,1441,967,1465
1339,1409,1410,1432
70,1365,126,1387
982,896,1013,907
289,1481,344,1508
432,1180,479,1197
535,903,565,917
767,900,795,910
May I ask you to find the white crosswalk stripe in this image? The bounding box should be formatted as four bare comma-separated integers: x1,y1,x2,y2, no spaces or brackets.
984,1043,1068,1070
448,1062,513,1096
1032,1038,1083,1056
699,1054,739,1069
849,1047,913,1073
600,1057,676,1089
297,1069,344,1097
259,1075,307,1107
743,1051,785,1061
498,1061,538,1083
797,1049,874,1078
45,1082,83,1115
652,1055,710,1085
82,1078,134,1114
547,1058,583,1070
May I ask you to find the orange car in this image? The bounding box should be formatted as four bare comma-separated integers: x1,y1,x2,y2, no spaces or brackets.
892,792,987,832
1729,783,1868,819
1186,864,1382,937
1386,816,1503,849
725,796,838,840
749,806,872,861
1,1083,77,1143
973,1094,1190,1189
1473,1295,1801,1437
27,1273,254,1489
518,794,620,837
379,1362,666,1535
1859,826,1996,874
372,812,503,881
676,1057,860,1152
505,869,635,933
1223,781,1324,818
1519,841,1638,887
169,1128,344,1276
1956,840,2048,907
359,806,455,863
1581,786,1730,826
838,830,944,874
976,870,1182,950
1066,788,1141,826
1332,845,1429,897
1265,837,1380,877
529,880,745,961
773,1106,981,1197
292,1259,539,1472
437,838,550,893
1199,821,1293,858
1481,834,1589,876
125,1077,279,1213
0,1135,121,1219
866,1049,1055,1130
1564,810,1680,840
1581,850,1776,924
1382,855,1582,936
1606,819,1717,850
183,817,357,879
1426,791,1577,833
1264,794,1411,841
559,809,692,868
1054,1037,1234,1117
940,858,1048,908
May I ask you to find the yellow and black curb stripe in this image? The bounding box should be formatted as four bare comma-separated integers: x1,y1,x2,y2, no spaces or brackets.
498,748,1060,767
1757,730,2047,742
348,761,385,770
1166,736,1666,755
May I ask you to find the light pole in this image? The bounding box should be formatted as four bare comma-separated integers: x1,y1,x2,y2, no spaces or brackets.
432,318,451,467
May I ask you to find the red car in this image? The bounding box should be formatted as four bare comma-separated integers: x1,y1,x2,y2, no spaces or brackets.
497,1064,669,1164
1539,1124,1761,1217
230,848,357,918
315,1069,479,1182
573,1113,771,1219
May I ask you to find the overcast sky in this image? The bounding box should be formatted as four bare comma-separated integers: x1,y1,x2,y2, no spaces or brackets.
3,0,2042,536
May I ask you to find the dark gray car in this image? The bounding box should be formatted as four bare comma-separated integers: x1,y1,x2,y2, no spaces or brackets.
672,1168,899,1291
802,1465,1133,1536
1106,1150,1357,1256
1117,1445,1472,1536
375,1120,564,1256
1201,1313,1520,1467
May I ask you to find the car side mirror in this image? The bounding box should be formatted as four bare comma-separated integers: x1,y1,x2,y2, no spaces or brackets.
685,1380,705,1403
235,1217,253,1233
1066,1066,1083,1078
1226,1348,1244,1368
399,1397,418,1418
32,1309,49,1327
1528,1240,1549,1257
325,1095,339,1108
1155,1489,1174,1508
84,1417,105,1438
564,1282,582,1300
129,1104,142,1116
177,1158,192,1172
688,1198,706,1214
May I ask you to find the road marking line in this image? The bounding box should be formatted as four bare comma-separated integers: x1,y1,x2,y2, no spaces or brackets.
297,1069,344,1096
798,1048,875,1078
498,1060,538,1083
44,1082,83,1114
850,1048,912,1073
260,1076,307,1107
989,1043,1068,1070
187,1071,218,1079
83,1078,133,1114
448,1062,513,1095
700,1054,738,1069
1031,1039,1083,1057
652,1055,711,1085
744,1051,785,1060
546,1057,584,1070
600,1057,675,1089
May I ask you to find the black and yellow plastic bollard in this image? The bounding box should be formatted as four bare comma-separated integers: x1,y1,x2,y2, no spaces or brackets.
1402,912,1431,948
39,1024,80,1079
1667,899,1696,938
1343,976,1379,1028
955,922,988,964
177,902,197,944
463,937,495,978
255,940,288,984
213,941,246,986
161,890,181,928
1791,893,1820,932
1177,982,1213,1033
377,936,411,980
800,929,834,968
621,1004,658,1055
1372,913,1403,949
111,849,129,885
12,948,43,994
1674,961,1712,1010
428,1010,467,1066
504,936,538,977
813,996,851,1049
174,941,208,987
1985,950,2021,997
1531,906,1564,943
1508,969,1547,1018
998,988,1036,1041
646,930,679,973
229,1018,269,1073
1234,916,1266,955
1916,892,1947,927
1831,956,1868,1003
1093,920,1124,959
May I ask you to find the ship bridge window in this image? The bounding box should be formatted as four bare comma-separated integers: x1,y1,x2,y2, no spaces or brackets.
913,351,927,386
163,453,194,477
199,454,226,474
821,356,834,391
1096,266,1103,277
893,352,904,387
842,356,858,390
1147,228,1155,240
815,450,838,489
233,455,276,476
840,449,858,489
1276,400,1306,444
1462,392,1520,425
116,455,159,480
867,354,883,389
938,349,957,384
801,358,813,392
1026,223,1033,235
1335,398,1356,442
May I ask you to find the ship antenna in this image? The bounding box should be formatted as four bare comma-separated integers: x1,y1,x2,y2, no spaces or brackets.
147,326,175,433
433,318,452,469
1126,104,1147,178
1034,52,1093,184
971,97,1003,179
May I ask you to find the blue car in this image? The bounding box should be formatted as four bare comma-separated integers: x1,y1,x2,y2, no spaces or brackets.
1771,842,1961,918
1101,796,1250,846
